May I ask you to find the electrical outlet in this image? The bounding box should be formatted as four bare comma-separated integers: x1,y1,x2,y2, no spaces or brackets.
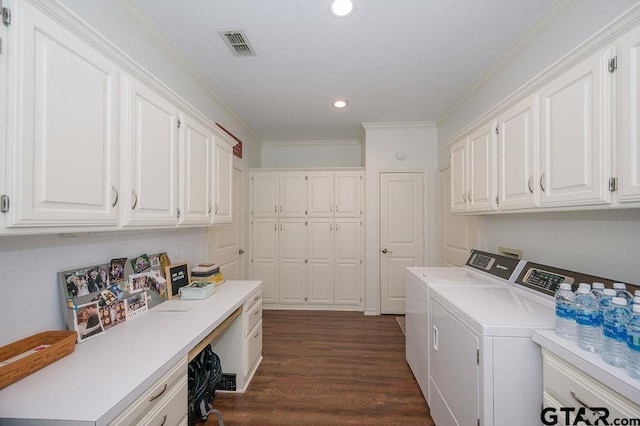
174,244,181,260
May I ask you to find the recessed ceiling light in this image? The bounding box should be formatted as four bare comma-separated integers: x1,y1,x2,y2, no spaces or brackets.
329,0,356,18
333,100,348,108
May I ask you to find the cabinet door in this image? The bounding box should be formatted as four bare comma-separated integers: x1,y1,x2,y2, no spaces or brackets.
179,114,211,225
279,173,307,217
468,121,497,212
618,26,640,202
278,218,306,304
449,139,468,213
307,218,334,305
251,173,278,217
334,172,362,217
123,77,179,226
334,218,362,306
251,218,278,304
497,96,538,210
6,2,120,227
307,173,334,217
539,48,611,207
214,136,233,224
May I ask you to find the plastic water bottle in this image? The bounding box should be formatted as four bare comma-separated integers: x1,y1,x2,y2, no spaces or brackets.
555,283,576,340
627,304,640,379
635,290,640,299
575,288,602,352
602,297,631,367
614,283,634,305
599,288,617,326
577,282,591,292
592,282,605,300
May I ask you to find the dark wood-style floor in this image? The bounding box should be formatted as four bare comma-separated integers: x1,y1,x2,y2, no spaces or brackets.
207,310,434,425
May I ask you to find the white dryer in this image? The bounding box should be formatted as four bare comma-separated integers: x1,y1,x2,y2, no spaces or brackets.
405,250,525,404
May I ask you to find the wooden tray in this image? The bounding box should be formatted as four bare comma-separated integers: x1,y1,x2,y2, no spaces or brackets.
0,330,77,390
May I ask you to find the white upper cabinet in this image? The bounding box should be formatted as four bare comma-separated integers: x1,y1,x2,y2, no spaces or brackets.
497,95,538,210
539,47,612,207
213,132,234,224
179,113,211,225
468,121,497,212
617,25,640,202
122,76,179,226
449,138,469,213
307,172,334,217
251,173,279,217
5,1,120,227
278,173,307,217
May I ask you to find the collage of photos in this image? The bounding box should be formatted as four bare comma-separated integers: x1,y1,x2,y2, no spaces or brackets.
59,252,171,343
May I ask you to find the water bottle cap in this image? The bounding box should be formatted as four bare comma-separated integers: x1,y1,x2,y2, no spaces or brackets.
613,283,626,289
636,290,640,297
578,283,591,290
612,297,627,306
559,283,572,290
592,282,605,290
634,296,640,305
577,288,590,294
634,304,640,314
603,289,616,296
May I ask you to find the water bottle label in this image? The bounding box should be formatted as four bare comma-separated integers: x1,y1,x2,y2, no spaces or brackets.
575,310,601,327
627,334,640,351
556,304,574,320
604,322,627,341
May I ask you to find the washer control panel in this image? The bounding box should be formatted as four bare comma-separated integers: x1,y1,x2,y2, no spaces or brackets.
521,268,574,295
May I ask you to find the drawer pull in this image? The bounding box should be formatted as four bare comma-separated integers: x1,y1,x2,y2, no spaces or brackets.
254,309,260,316
149,383,167,402
570,391,594,411
159,414,167,426
254,331,260,338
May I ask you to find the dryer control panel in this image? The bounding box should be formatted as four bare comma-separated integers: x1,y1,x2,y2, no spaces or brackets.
465,250,524,281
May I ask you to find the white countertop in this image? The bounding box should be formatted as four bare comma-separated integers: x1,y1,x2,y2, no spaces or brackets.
533,328,640,405
0,280,262,426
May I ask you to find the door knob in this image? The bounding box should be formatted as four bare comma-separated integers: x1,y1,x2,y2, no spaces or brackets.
239,249,245,255
382,248,392,254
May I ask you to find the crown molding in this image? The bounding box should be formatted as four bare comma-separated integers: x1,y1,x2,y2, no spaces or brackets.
361,121,437,130
262,139,361,147
437,0,581,125
112,0,262,144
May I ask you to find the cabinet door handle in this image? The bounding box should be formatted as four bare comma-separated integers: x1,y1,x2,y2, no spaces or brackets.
540,173,546,193
215,203,219,214
149,383,167,402
274,205,277,213
208,203,212,214
462,192,467,203
570,391,595,411
131,190,138,210
528,176,534,194
432,326,439,351
468,190,471,201
111,186,119,207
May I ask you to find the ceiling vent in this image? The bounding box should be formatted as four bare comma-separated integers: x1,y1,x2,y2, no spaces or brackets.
218,29,257,57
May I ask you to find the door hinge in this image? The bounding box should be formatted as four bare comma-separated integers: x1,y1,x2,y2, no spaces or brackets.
608,56,618,73
305,259,308,264
360,259,363,264
495,126,499,135
176,207,181,218
305,221,308,225
478,419,480,426
609,177,618,192
305,175,308,180
177,119,181,128
495,196,499,205
477,349,480,365
2,3,11,26
0,194,9,213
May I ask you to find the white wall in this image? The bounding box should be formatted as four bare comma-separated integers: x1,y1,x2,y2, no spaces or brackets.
437,0,640,284
363,123,439,315
0,1,262,345
261,141,362,168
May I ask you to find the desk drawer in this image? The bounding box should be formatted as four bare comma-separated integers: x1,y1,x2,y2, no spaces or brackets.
244,319,262,374
110,357,187,426
244,290,262,312
543,351,640,420
137,376,188,426
244,300,262,337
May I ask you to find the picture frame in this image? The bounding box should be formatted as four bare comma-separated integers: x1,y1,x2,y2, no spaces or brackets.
73,301,105,343
164,262,190,299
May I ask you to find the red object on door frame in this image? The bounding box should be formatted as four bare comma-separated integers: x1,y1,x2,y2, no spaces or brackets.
215,123,243,158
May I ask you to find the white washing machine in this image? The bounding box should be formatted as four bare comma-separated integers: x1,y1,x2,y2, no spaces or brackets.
405,250,526,404
427,261,586,426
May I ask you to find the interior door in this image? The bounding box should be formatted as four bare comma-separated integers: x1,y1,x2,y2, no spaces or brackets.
379,172,424,314
207,168,244,279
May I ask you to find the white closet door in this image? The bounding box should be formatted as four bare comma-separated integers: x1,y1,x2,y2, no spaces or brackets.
334,218,361,306
279,173,307,217
307,172,333,217
278,218,306,304
334,172,362,217
251,218,278,304
307,218,334,304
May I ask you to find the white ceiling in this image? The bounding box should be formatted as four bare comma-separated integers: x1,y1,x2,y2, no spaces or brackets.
126,0,558,142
